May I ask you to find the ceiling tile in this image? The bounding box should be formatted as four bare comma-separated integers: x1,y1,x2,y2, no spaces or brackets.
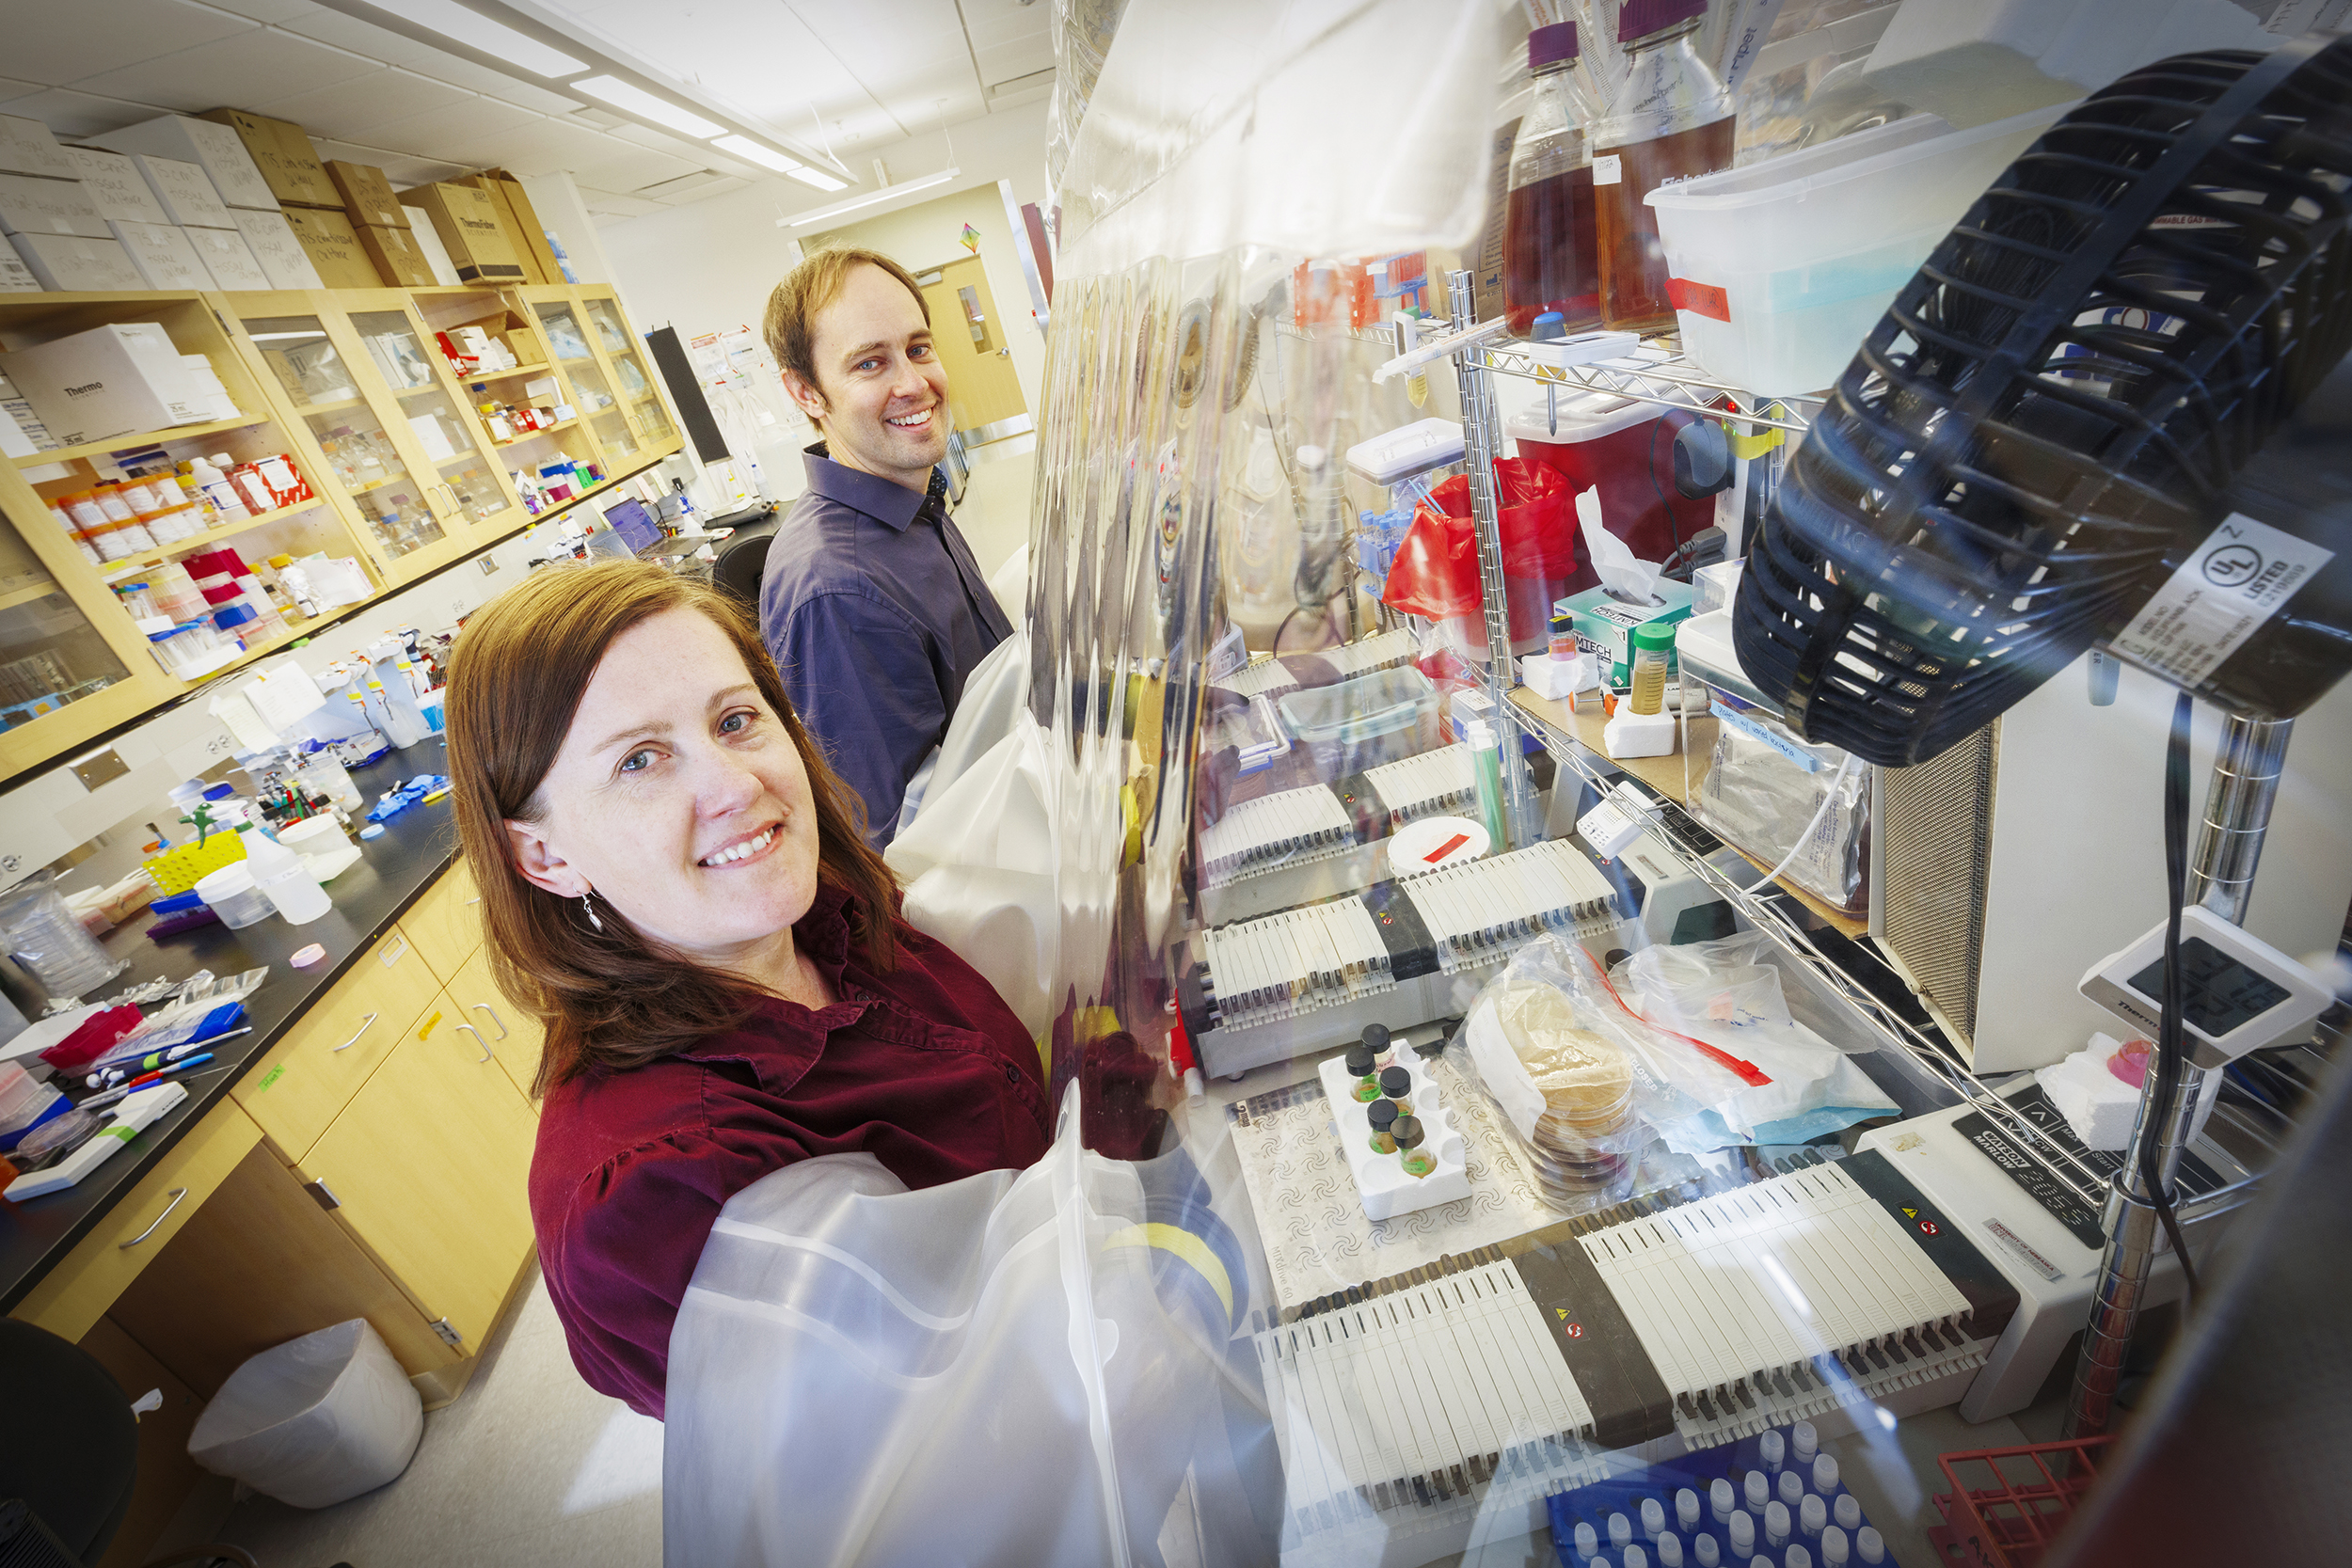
352,97,548,162
5,0,257,85
249,66,473,138
200,0,324,22
660,175,749,206
572,145,705,193
959,0,1052,50
977,40,1056,87
74,28,382,112
485,77,585,117
575,184,663,218
0,87,179,139
443,118,619,179
605,123,710,159
0,79,45,102
308,137,467,187
277,8,448,71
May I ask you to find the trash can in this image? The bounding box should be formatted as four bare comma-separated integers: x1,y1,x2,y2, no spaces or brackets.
187,1319,423,1509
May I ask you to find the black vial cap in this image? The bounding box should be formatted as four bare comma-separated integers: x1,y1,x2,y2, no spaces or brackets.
1379,1065,1412,1098
1392,1115,1425,1150
1368,1098,1399,1131
1361,1023,1391,1053
1345,1043,1375,1077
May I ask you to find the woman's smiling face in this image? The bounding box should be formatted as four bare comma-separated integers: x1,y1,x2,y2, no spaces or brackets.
505,607,823,967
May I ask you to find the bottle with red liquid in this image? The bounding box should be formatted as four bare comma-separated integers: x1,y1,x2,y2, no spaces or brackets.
1503,21,1602,337
1592,0,1734,333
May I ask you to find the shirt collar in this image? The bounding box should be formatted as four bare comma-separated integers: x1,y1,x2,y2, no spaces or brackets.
802,442,946,535
669,881,869,1092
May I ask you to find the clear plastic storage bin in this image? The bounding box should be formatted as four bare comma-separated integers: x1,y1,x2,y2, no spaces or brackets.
194,862,274,929
1276,665,1440,783
1647,103,2069,395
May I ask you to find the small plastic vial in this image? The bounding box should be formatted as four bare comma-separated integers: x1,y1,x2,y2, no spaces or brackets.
1611,1512,1634,1549
1627,1548,1648,1568
1728,1512,1755,1560
1576,1521,1599,1560
1745,1472,1770,1512
1821,1526,1850,1566
1758,1431,1786,1472
1787,1548,1812,1568
1834,1496,1862,1533
1711,1479,1736,1523
1367,1098,1400,1154
1643,1498,1666,1541
1791,1421,1819,1464
1856,1526,1884,1565
1677,1488,1702,1530
1778,1471,1804,1510
1812,1454,1840,1497
1800,1495,1826,1539
1629,621,1673,715
1660,1536,1685,1568
1765,1499,1790,1547
1694,1533,1722,1568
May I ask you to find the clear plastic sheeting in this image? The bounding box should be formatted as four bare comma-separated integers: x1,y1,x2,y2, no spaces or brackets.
662,1086,1273,1567
185,1318,423,1510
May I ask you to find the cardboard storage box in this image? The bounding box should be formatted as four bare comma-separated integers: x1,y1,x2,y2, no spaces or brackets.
0,323,209,446
279,207,379,289
85,114,277,211
476,170,562,285
0,173,112,240
61,147,171,225
106,220,216,291
7,232,145,293
196,109,340,209
355,222,437,288
399,205,462,285
0,245,39,293
452,174,544,283
398,182,522,283
183,227,271,291
0,115,78,181
119,153,235,230
230,208,324,290
325,161,407,230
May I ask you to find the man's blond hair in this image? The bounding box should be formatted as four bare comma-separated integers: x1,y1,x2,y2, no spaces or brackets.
762,245,931,412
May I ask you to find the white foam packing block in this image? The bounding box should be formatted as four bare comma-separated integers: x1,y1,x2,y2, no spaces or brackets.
229,208,323,290
83,114,278,211
402,204,463,287
183,226,270,291
1316,1051,1470,1220
119,152,233,230
0,171,112,240
105,220,215,291
8,231,145,293
62,147,170,224
0,114,77,181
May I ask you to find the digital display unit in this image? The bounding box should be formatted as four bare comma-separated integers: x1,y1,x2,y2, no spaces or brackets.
603,497,660,556
2125,937,2294,1037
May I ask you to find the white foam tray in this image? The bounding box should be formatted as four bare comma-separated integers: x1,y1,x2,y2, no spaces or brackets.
1316,1050,1470,1221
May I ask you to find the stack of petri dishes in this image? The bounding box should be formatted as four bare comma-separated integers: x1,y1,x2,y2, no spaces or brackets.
1491,982,1638,1206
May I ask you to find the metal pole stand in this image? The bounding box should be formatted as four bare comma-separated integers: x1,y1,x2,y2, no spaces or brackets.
2064,713,2295,1436
1445,269,1531,849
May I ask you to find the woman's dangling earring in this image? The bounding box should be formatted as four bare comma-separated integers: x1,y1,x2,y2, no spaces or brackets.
580,891,604,932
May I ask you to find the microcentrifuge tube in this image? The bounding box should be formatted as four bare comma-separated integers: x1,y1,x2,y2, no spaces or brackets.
1820,1525,1850,1566
1787,1547,1812,1568
1627,1548,1648,1568
1778,1470,1804,1509
1643,1498,1666,1540
1791,1421,1819,1464
1834,1495,1861,1532
1711,1479,1736,1523
1677,1488,1702,1530
1694,1533,1722,1568
1856,1526,1884,1564
1745,1471,1769,1511
1800,1495,1826,1538
1576,1521,1599,1560
1765,1499,1790,1547
1611,1512,1634,1549
1728,1512,1755,1560
1660,1537,1685,1568
1759,1430,1785,1471
1812,1454,1840,1496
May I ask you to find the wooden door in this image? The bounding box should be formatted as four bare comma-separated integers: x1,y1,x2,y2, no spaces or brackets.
918,256,1027,434
300,989,538,1353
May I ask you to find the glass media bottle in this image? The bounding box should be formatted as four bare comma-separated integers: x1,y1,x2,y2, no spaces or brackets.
1592,0,1735,332
1502,22,1602,336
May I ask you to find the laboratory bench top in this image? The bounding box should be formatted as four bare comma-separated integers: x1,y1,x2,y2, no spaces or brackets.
0,743,465,1316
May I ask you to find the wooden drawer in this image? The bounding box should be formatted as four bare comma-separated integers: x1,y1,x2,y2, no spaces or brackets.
454,945,545,1108
402,859,482,986
8,1100,263,1344
232,925,439,1162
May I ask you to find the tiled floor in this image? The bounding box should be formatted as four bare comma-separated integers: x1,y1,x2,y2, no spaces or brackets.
952,428,1035,580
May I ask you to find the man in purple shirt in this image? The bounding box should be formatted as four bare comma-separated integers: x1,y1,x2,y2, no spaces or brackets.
758,246,1014,846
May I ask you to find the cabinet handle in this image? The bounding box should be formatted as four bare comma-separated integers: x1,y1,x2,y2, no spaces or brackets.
464,895,481,905
472,1002,510,1040
119,1188,188,1249
335,1012,379,1052
454,1022,494,1063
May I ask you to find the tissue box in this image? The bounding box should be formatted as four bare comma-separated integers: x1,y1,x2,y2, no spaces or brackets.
1558,578,1696,687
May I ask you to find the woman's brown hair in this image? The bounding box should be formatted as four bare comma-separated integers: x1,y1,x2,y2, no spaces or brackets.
445,560,898,1096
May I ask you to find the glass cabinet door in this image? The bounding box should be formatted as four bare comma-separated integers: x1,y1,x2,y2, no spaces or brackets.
0,504,133,733
532,299,640,467
583,295,675,445
242,315,444,561
347,309,513,527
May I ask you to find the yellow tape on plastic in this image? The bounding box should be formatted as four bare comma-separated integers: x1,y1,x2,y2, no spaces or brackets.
1102,1222,1234,1323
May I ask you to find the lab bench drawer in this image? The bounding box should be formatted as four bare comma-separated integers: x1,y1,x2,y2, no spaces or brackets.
7,1099,264,1344
402,859,482,987
231,925,438,1162
454,945,544,1108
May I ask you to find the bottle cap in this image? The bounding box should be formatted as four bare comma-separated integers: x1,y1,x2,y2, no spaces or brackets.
1532,309,1568,341
1759,1431,1784,1469
1616,0,1707,41
1821,1527,1849,1566
1787,1548,1812,1568
1766,1499,1789,1542
1727,1513,1753,1551
1379,1065,1412,1098
1779,1470,1804,1508
1833,1496,1861,1532
1575,1522,1598,1557
1626,1547,1646,1568
1855,1527,1883,1564
1609,1512,1632,1547
1660,1538,1683,1568
1642,1497,1665,1538
1632,620,1677,653
1391,1114,1424,1150
1694,1534,1719,1568
1801,1495,1826,1535
1812,1454,1839,1495
1529,20,1579,67
1745,1471,1768,1510
1361,1023,1391,1053
1368,1099,1400,1131
1677,1488,1700,1528
1710,1478,1734,1519
1346,1043,1376,1077
1791,1420,1819,1462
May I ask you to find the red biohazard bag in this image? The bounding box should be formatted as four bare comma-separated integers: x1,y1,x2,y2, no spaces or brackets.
1379,458,1579,642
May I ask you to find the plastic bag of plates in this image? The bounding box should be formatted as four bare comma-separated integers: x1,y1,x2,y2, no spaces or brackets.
1609,932,1898,1150
1450,933,1756,1212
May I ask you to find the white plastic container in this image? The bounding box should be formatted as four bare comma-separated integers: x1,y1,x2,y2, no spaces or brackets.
186,1318,423,1509
1646,103,2069,395
244,828,331,926
194,863,274,929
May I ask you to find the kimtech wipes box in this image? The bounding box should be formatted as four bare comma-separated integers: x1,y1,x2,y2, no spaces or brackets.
0,323,208,447
398,182,523,283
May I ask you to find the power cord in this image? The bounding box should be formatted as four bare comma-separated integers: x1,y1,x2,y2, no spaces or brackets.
2142,689,2201,1306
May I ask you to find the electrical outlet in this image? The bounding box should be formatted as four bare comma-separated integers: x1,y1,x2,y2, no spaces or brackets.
479,556,500,576
204,732,235,758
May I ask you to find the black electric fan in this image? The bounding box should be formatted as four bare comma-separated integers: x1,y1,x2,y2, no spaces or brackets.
1733,36,2352,768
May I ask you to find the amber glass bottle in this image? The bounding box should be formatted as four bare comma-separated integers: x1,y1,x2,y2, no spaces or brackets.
1592,0,1734,332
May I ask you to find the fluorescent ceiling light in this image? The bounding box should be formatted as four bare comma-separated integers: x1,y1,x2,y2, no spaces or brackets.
402,0,585,77
786,166,850,192
710,135,802,173
781,169,956,228
572,76,725,139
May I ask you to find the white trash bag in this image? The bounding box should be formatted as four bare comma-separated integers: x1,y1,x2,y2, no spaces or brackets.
186,1318,423,1509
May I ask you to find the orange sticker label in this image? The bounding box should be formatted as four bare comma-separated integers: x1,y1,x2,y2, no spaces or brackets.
1667,277,1730,323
